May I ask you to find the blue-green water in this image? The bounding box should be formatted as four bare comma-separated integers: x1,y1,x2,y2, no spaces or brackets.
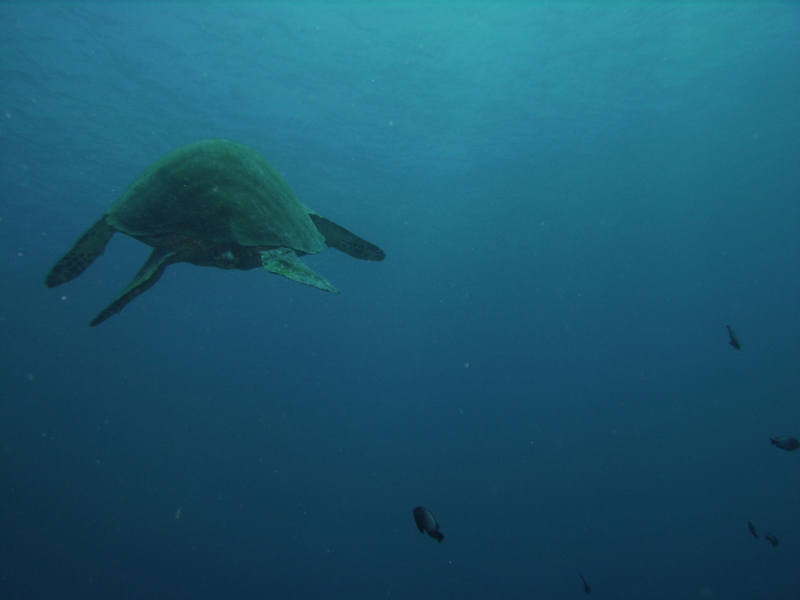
2,3,798,599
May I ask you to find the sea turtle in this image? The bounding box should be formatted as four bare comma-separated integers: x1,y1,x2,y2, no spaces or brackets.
46,139,385,326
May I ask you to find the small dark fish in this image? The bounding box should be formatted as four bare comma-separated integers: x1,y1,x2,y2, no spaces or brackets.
726,325,741,350
581,574,591,594
770,436,800,451
413,506,444,543
747,522,759,538
765,532,779,547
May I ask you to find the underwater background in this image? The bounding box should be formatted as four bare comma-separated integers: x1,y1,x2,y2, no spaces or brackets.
1,2,799,599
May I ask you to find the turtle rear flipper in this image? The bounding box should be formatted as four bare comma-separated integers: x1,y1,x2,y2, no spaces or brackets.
46,215,116,287
308,213,385,261
90,248,177,326
261,247,339,293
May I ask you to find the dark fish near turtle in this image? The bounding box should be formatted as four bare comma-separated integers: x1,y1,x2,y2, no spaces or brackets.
413,506,444,543
747,522,759,538
726,325,741,350
770,436,799,451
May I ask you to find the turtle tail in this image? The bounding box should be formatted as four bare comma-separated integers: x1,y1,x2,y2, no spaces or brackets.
46,215,116,288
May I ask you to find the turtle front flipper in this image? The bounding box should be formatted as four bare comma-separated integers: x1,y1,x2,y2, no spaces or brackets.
261,247,340,293
46,215,116,288
90,248,178,326
307,213,386,261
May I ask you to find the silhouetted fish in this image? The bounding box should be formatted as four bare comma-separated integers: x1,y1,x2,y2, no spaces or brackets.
765,532,779,547
581,574,591,594
726,325,741,350
770,436,799,451
747,522,759,538
413,506,444,543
